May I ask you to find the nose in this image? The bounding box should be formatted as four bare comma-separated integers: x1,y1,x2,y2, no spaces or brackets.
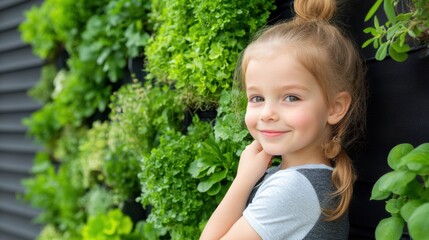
260,102,279,122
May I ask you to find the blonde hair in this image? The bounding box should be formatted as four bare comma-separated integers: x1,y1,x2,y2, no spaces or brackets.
238,0,367,221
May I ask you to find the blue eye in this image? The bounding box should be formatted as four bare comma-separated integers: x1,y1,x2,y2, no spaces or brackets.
250,96,264,102
285,95,299,102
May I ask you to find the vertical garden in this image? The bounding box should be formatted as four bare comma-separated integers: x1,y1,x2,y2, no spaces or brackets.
19,0,276,239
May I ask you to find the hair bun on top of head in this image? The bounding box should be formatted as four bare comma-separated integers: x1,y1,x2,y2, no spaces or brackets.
293,0,336,22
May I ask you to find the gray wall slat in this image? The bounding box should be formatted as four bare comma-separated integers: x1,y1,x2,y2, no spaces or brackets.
0,170,27,193
0,90,42,112
0,132,42,153
0,191,39,218
0,210,41,239
0,1,36,32
0,27,25,52
0,0,27,11
0,1,45,239
0,67,41,93
0,231,27,240
0,112,30,132
0,46,43,73
0,151,34,173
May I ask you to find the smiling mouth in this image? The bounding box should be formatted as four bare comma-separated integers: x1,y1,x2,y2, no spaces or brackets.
260,130,288,137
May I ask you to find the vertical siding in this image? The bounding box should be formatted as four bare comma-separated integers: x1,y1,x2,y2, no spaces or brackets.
0,0,44,239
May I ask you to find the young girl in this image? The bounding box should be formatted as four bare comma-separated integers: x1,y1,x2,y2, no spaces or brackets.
200,0,366,239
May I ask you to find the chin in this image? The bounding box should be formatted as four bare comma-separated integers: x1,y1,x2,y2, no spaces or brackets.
260,144,284,156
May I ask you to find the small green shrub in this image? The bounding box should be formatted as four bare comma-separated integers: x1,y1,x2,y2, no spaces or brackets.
78,0,151,81
110,82,185,156
371,143,429,240
139,118,216,239
104,119,142,201
189,89,250,203
19,0,108,59
363,0,429,61
145,0,275,108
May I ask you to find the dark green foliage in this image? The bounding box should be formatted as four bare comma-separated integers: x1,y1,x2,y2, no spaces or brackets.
139,119,216,239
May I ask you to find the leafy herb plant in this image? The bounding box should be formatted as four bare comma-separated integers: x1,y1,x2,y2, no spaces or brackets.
363,0,429,61
189,89,251,202
145,0,275,108
139,118,216,239
370,143,429,240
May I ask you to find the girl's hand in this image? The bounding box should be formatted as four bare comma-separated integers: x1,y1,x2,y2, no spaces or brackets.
236,140,273,185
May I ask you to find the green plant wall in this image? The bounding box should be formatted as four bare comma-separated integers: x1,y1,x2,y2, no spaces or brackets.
20,0,275,239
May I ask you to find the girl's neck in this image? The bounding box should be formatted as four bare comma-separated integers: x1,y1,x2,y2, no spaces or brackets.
280,150,330,169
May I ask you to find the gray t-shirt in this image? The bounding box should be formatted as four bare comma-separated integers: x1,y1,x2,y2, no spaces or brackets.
243,164,349,240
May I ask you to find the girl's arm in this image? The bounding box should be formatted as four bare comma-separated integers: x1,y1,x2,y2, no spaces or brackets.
200,141,272,240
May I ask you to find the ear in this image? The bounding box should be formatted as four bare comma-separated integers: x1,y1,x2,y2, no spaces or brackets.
327,91,351,125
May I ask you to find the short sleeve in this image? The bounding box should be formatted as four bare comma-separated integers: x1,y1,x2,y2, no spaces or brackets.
243,170,321,240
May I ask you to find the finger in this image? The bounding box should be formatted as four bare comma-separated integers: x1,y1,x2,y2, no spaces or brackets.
251,140,263,151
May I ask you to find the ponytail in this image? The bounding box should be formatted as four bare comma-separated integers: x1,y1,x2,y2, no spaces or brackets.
325,149,356,221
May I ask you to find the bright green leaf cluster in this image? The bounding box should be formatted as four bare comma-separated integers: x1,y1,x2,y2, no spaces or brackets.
81,209,133,240
145,0,275,108
19,0,109,59
139,118,217,239
371,143,429,240
363,0,429,62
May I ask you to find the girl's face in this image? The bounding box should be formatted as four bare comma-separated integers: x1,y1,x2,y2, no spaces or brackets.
244,53,332,163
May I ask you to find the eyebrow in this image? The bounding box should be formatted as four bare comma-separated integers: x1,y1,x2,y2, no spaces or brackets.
246,84,310,92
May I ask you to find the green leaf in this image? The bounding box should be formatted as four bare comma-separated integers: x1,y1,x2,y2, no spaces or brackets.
388,143,414,170
401,143,429,167
393,179,423,198
198,180,214,193
374,15,380,28
375,42,388,61
363,27,377,35
386,198,405,214
207,182,221,196
388,45,408,62
391,41,410,53
117,215,132,234
379,170,416,193
188,159,207,178
208,169,228,184
400,199,425,222
408,203,429,240
383,0,396,24
362,38,375,48
365,0,383,22
371,176,392,200
375,216,404,240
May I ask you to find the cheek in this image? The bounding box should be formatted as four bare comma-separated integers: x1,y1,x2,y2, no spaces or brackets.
289,109,327,132
245,110,258,137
